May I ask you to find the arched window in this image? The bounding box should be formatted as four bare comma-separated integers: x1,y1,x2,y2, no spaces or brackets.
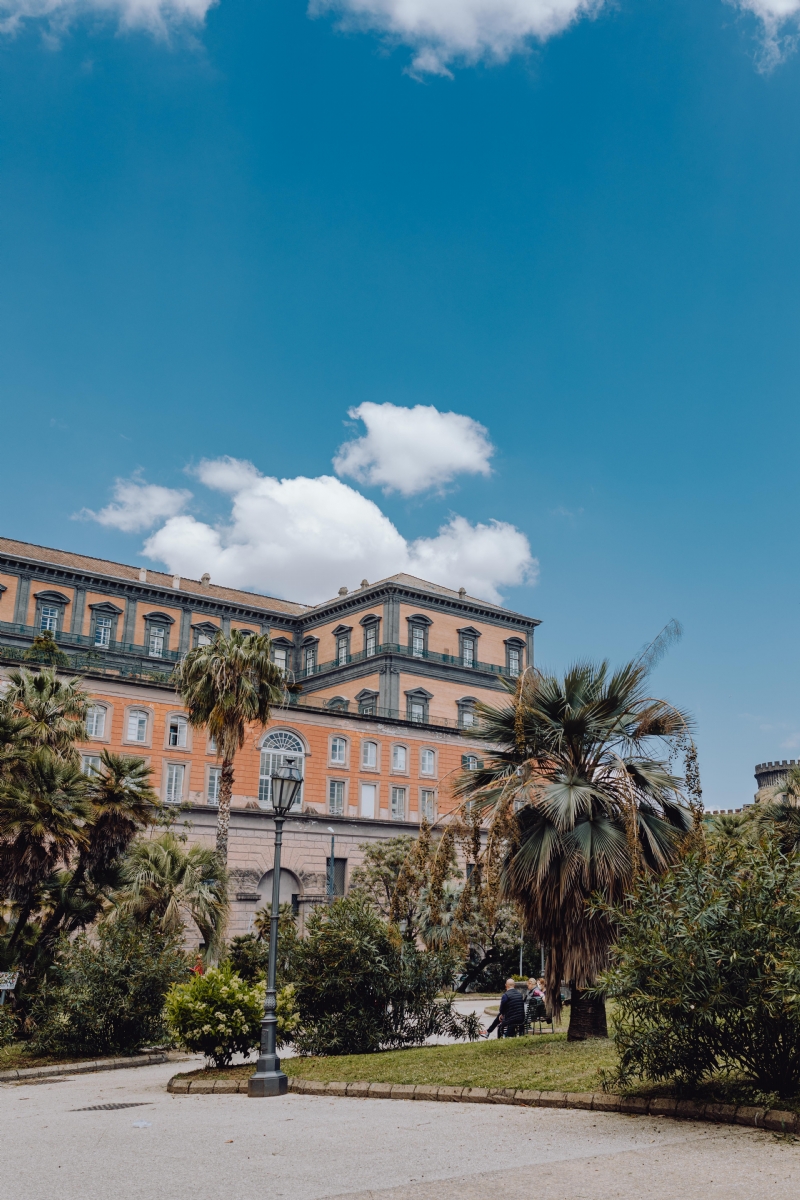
361,740,378,769
126,708,149,743
86,705,107,739
259,730,305,809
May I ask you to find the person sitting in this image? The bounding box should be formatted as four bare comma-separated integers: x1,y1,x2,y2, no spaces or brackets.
498,978,526,1037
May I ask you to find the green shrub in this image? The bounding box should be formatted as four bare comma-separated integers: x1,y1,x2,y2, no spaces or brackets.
292,895,480,1056
165,963,298,1067
31,918,189,1057
0,1004,17,1047
226,934,270,983
602,839,800,1098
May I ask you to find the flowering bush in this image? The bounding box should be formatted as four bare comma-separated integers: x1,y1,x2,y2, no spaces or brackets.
165,964,298,1067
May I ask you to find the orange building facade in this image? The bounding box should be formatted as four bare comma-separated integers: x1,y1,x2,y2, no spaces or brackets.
0,536,539,940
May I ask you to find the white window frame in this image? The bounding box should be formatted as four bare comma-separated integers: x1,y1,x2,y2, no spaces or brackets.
273,646,288,672
330,736,347,765
420,789,436,821
461,637,475,667
165,762,186,805
126,708,149,744
328,779,345,816
365,625,377,657
94,615,113,648
207,733,218,755
411,625,425,658
337,636,348,666
258,729,305,809
168,715,188,749
361,740,378,770
40,604,59,633
507,646,521,677
420,748,436,776
360,781,377,819
148,626,165,659
82,754,102,777
207,766,221,806
86,705,107,739
391,744,408,773
390,786,406,821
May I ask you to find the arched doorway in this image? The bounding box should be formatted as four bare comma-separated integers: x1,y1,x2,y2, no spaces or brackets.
257,868,301,910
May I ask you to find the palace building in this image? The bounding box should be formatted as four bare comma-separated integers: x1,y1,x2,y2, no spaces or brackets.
0,536,539,939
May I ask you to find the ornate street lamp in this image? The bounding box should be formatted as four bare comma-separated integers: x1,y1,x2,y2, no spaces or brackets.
248,757,303,1098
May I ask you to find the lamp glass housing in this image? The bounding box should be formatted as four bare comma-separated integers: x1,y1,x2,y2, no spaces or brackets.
270,757,302,815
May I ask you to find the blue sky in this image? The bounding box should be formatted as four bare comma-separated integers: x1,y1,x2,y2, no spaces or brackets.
2,0,800,808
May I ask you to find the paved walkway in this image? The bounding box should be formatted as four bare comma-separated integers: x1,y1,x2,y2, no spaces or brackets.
1,1059,798,1200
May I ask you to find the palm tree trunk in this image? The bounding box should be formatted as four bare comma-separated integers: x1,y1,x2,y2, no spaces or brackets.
216,755,235,864
566,983,608,1041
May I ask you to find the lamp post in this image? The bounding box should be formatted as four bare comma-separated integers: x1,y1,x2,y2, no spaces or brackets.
248,757,303,1098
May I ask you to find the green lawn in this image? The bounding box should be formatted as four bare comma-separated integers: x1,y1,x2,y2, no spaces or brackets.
173,1032,618,1092
0,1042,101,1072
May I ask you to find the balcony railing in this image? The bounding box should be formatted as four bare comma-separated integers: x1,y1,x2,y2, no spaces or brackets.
303,641,516,679
0,620,182,662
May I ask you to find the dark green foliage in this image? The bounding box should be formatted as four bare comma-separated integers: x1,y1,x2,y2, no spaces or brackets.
23,633,69,667
226,933,270,982
229,903,300,985
292,895,480,1056
30,919,190,1057
603,839,800,1098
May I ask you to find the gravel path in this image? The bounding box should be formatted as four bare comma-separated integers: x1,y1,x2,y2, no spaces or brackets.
1,1058,798,1200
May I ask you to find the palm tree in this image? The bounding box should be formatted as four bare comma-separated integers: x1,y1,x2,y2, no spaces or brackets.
1,668,88,761
114,831,228,957
30,752,161,958
172,629,285,862
455,660,692,1040
0,748,92,960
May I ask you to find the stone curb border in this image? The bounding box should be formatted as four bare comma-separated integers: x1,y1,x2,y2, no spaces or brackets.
166,1075,799,1132
0,1052,172,1083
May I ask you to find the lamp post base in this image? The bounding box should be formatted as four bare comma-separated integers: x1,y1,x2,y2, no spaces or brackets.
248,1053,288,1097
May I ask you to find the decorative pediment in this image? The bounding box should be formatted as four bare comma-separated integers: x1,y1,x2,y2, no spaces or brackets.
33,590,71,604
457,626,482,638
404,687,433,700
406,613,432,626
89,601,124,615
143,610,175,625
331,624,353,637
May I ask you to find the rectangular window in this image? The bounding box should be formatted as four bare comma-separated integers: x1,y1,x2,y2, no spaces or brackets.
337,636,348,666
328,779,345,816
507,647,521,677
82,754,102,777
148,627,165,658
391,786,406,821
207,767,221,806
86,706,106,739
461,708,475,728
392,745,407,771
360,782,377,818
409,701,425,724
165,763,185,804
40,605,59,633
330,736,347,765
462,754,483,771
359,698,376,716
127,710,148,743
273,647,288,672
207,734,217,755
258,750,304,809
411,626,425,658
197,633,212,647
462,637,475,667
327,856,347,896
365,626,377,657
94,616,112,648
305,647,316,676
420,748,435,775
168,718,187,748
420,789,436,821
361,740,377,769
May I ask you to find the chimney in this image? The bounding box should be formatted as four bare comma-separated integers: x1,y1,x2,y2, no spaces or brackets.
172,575,181,589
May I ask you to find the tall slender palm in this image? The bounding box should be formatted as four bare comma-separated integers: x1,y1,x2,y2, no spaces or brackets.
1,668,88,760
172,630,285,862
456,660,692,1039
114,832,228,956
0,748,92,959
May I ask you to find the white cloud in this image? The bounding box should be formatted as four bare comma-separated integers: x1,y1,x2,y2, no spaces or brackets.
0,0,214,38
77,476,192,533
334,402,494,496
310,0,604,76
729,1,800,67
138,455,536,604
